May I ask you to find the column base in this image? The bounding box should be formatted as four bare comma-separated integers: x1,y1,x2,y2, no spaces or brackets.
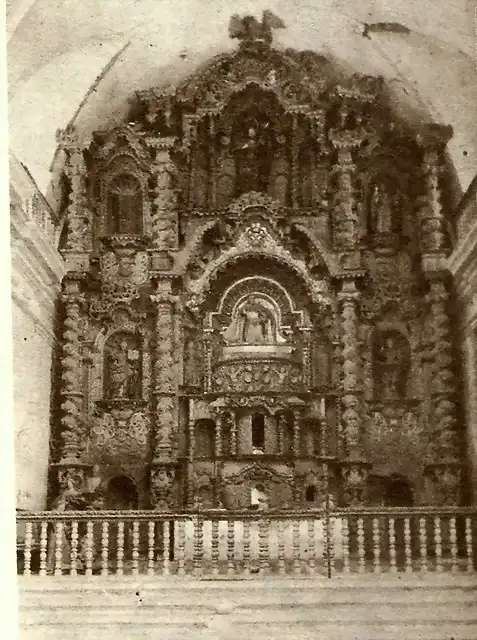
423,460,465,505
340,458,372,506
150,461,177,511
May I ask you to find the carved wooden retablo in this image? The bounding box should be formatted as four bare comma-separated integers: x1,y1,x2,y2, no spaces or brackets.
50,11,465,511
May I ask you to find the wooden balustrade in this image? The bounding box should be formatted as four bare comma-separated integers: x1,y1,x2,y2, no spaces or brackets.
16,507,477,577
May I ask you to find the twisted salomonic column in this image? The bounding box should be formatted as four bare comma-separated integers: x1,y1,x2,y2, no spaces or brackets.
417,124,453,258
56,274,88,493
150,137,179,251
417,124,463,505
338,277,370,505
300,326,313,390
150,278,179,510
56,127,91,258
424,278,462,504
329,128,365,250
290,112,300,209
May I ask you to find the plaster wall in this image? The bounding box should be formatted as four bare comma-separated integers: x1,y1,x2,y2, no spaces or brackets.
12,302,55,509
10,154,64,510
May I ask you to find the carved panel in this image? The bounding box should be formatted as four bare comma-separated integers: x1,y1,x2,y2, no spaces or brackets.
212,360,302,393
365,407,427,479
219,462,293,509
90,410,151,467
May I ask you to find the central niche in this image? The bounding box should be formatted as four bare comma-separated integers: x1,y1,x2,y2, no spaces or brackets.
210,275,303,393
222,292,290,359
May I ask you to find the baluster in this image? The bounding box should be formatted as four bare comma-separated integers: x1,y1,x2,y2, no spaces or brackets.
419,517,428,572
162,521,170,576
116,521,125,576
211,519,219,575
54,521,64,576
101,521,109,576
177,520,186,575
131,521,140,575
243,520,251,575
70,520,79,576
277,521,286,575
450,516,457,573
404,517,412,573
389,517,397,573
147,521,155,576
259,518,269,574
307,519,316,574
465,517,474,572
23,522,33,576
292,519,301,574
357,517,365,573
227,520,235,575
39,521,48,576
85,521,94,577
193,516,204,576
342,516,350,573
372,517,381,573
434,516,442,572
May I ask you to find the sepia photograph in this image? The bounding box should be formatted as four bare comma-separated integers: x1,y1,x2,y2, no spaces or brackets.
6,0,477,638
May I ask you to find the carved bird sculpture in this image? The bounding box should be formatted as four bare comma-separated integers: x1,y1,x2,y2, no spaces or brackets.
228,10,285,45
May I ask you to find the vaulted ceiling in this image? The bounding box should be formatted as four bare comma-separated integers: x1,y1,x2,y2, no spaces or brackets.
7,0,476,201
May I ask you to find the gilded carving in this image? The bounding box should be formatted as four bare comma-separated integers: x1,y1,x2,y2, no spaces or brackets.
91,411,149,450
213,360,302,393
51,14,463,512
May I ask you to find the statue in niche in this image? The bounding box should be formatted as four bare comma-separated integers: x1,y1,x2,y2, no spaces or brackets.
241,300,272,344
373,330,411,400
223,297,286,346
234,122,274,195
104,333,142,400
107,173,143,235
369,184,393,235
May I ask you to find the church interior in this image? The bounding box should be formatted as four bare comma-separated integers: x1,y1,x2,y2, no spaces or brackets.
8,0,477,517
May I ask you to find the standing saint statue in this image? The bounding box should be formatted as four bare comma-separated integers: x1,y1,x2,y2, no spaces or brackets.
105,334,142,399
241,299,273,344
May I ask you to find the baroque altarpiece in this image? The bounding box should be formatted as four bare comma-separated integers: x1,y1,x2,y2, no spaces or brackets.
50,14,467,512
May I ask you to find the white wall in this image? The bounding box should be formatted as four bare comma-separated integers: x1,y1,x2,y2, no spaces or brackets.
10,153,64,510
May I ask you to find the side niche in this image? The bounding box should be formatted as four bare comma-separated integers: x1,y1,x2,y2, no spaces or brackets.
372,328,411,401
106,173,143,235
104,332,143,400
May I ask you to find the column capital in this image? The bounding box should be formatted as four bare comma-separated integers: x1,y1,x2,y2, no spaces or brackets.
329,127,368,152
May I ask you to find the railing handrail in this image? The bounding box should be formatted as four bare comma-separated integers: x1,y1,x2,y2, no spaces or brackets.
16,505,477,523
